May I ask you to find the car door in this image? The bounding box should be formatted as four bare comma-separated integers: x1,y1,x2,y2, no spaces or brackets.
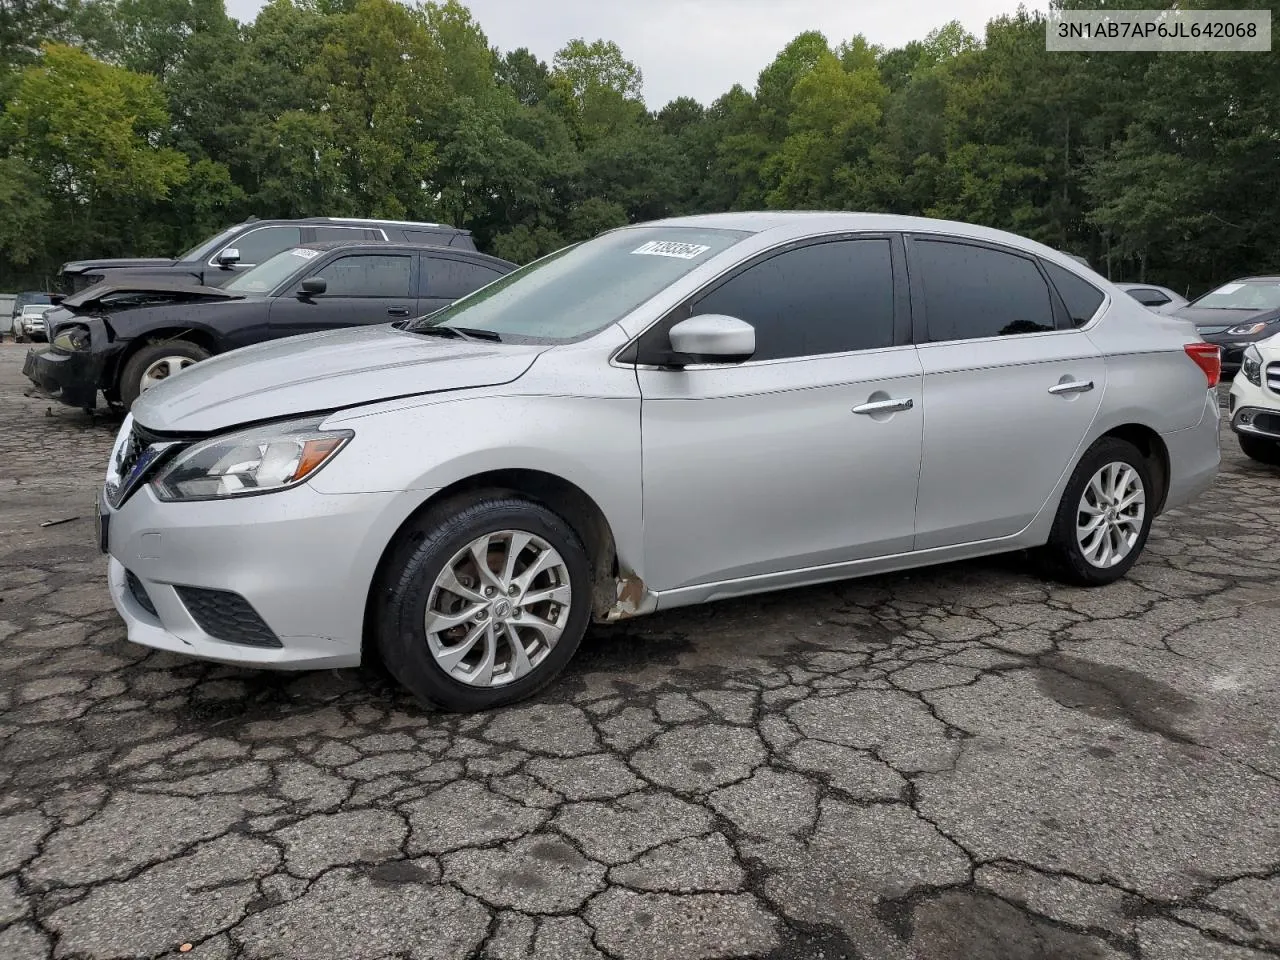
418,255,509,316
633,234,924,593
268,251,417,337
907,236,1108,550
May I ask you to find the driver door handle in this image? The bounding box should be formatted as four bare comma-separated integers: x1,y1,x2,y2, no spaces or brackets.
387,307,410,317
853,397,914,415
1048,380,1094,396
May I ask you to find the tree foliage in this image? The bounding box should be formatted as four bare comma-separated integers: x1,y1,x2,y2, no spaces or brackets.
1,0,1276,293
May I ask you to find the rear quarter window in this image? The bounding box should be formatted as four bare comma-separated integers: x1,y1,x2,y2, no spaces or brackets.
1043,261,1106,327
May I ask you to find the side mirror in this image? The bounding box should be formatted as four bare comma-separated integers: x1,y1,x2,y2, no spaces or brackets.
216,247,241,267
665,314,756,365
298,277,327,297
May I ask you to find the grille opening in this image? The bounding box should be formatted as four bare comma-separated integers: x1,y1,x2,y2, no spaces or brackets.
125,570,158,618
175,586,282,648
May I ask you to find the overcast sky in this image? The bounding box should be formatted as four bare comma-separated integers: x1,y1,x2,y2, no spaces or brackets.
223,0,1048,107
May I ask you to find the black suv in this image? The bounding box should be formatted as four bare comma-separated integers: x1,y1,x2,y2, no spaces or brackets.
27,241,514,411
58,217,477,295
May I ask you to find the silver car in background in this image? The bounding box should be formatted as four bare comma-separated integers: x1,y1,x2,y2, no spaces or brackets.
1115,282,1190,314
97,213,1222,711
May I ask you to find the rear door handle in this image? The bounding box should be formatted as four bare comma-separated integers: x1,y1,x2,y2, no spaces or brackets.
387,307,410,317
1048,380,1095,396
853,397,914,415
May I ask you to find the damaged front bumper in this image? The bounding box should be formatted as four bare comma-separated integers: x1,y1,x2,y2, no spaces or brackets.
22,318,121,410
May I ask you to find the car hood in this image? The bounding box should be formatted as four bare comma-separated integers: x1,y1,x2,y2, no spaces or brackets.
60,279,243,312
61,257,179,275
130,324,548,433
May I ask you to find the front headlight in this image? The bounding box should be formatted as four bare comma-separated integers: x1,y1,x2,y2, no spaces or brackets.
1241,345,1263,386
52,327,89,352
1227,321,1271,336
151,417,353,501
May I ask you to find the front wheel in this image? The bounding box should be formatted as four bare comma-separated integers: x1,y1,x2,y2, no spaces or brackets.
1238,434,1280,466
118,340,210,409
1037,438,1155,587
374,496,592,711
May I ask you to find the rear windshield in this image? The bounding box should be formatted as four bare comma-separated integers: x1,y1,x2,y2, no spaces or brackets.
225,247,321,294
1193,280,1280,311
411,226,752,343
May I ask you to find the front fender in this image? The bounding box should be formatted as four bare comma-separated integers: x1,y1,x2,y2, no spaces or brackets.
311,392,645,582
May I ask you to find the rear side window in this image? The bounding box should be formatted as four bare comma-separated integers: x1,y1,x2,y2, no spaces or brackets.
689,238,896,361
1044,261,1107,325
319,254,413,297
423,258,507,299
405,229,457,247
1128,288,1169,307
312,226,382,242
914,240,1055,341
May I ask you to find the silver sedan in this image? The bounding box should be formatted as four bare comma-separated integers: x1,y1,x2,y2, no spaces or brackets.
97,213,1222,711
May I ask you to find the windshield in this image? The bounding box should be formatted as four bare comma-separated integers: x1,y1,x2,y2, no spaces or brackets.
224,247,321,294
1192,280,1280,311
411,226,752,342
179,224,243,262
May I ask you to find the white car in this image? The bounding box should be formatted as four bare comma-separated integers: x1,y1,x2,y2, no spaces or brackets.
16,304,50,341
1228,335,1280,464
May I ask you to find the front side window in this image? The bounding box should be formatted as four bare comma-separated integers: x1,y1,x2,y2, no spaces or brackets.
317,255,413,298
226,247,322,294
218,226,301,266
1043,261,1106,326
1192,280,1280,311
181,224,241,262
689,239,895,361
915,240,1056,342
412,226,751,343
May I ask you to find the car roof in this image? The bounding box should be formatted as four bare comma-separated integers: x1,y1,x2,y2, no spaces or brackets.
290,241,513,268
1230,276,1280,283
633,211,1092,264
247,216,467,233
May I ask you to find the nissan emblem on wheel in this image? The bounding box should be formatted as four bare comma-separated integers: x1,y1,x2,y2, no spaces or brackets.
94,213,1221,712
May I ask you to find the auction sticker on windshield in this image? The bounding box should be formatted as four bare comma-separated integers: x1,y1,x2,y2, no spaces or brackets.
631,240,711,259
290,248,321,259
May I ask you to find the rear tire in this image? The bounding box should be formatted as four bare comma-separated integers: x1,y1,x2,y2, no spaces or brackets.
1238,434,1280,466
1037,438,1155,587
374,496,592,712
119,340,210,409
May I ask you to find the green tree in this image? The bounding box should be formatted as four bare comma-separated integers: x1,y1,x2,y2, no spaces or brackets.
552,38,645,141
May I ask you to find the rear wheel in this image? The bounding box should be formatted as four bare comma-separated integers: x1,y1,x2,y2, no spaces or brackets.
119,341,210,409
1238,434,1280,466
1038,438,1154,587
374,496,592,712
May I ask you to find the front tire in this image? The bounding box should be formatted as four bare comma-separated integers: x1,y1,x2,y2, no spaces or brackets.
1038,438,1155,587
1238,434,1280,466
374,496,592,712
118,340,210,409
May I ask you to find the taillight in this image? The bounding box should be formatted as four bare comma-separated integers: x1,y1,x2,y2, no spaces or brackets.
1184,342,1221,388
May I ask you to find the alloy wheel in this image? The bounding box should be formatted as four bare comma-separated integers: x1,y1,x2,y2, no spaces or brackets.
139,356,197,392
424,529,572,687
1075,461,1146,568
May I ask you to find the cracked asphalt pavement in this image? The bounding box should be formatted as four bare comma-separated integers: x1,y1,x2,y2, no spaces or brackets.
1,342,1278,960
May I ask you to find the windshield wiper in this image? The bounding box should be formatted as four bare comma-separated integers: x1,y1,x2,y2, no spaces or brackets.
411,325,502,343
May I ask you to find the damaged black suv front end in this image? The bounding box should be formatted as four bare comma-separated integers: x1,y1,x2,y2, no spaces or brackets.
22,281,245,411
23,317,113,409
